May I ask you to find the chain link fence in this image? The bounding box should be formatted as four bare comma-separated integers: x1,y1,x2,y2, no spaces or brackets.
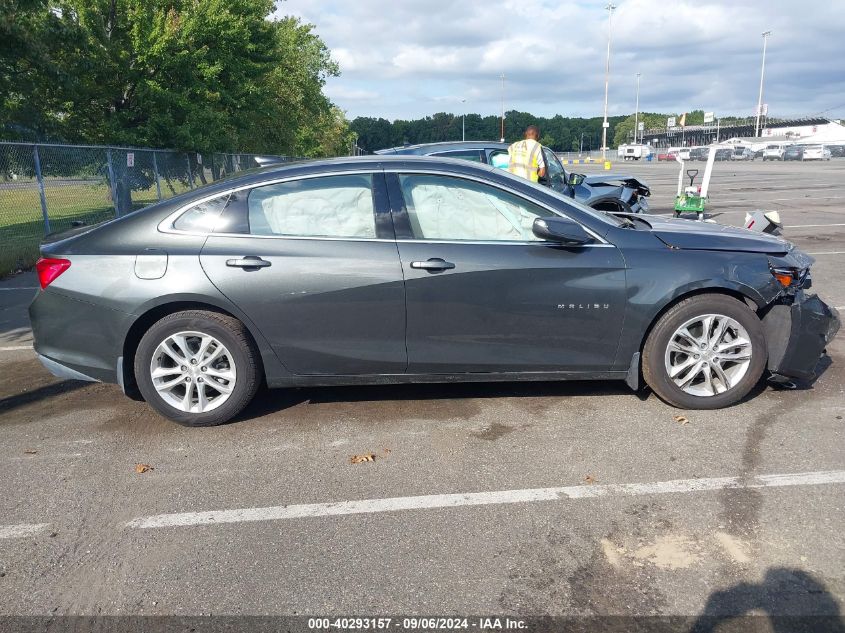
0,142,295,276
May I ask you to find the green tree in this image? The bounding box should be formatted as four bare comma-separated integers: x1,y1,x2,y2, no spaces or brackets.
1,0,348,157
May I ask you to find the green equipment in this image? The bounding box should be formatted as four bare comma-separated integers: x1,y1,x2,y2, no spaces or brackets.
673,146,717,220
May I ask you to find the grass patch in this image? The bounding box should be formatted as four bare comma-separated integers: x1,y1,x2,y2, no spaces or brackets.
0,179,191,277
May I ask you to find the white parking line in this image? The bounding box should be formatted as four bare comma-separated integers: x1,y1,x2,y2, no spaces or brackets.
0,287,37,291
127,470,845,530
807,251,845,256
0,345,33,352
0,523,50,539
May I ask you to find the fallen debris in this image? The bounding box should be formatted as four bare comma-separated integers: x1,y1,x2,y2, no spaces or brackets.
349,453,376,464
584,474,596,484
23,450,37,455
135,463,154,474
674,415,689,425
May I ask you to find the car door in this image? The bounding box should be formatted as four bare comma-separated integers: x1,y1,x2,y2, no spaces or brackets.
540,147,568,193
386,171,626,374
197,171,408,375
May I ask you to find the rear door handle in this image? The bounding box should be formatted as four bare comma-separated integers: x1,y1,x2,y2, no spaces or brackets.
226,256,271,269
410,258,455,272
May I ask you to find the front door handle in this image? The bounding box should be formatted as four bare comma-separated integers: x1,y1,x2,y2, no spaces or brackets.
410,258,455,272
226,256,271,269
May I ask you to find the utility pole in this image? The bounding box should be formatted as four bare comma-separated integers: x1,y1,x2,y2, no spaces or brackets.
461,98,466,142
634,72,641,145
755,31,771,137
500,74,506,142
601,3,617,160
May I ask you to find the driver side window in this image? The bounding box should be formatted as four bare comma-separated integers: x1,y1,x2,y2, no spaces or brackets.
398,174,556,242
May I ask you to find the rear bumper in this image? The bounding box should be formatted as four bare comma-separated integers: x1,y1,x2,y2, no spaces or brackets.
762,291,840,381
29,289,126,383
37,354,101,383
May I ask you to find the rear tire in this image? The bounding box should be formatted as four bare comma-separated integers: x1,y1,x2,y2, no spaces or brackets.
642,295,767,409
134,310,262,426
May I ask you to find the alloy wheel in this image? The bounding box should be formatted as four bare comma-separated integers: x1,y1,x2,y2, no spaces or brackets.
664,314,753,397
149,331,237,413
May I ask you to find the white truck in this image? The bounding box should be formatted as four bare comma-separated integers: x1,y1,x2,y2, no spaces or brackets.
617,144,652,161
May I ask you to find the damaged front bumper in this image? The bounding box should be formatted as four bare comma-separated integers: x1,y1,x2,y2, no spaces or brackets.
762,290,841,381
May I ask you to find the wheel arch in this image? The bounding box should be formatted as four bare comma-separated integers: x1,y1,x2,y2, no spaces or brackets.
120,298,279,399
625,285,760,390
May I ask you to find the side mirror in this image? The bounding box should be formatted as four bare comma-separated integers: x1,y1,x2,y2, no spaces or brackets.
567,173,585,186
532,217,592,245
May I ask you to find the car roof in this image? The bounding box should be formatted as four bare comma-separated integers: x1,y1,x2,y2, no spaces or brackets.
159,154,505,202
375,141,510,155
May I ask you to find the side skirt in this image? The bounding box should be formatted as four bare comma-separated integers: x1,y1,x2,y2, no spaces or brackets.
268,370,629,389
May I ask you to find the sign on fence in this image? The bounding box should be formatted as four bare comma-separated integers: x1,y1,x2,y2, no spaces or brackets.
126,152,135,167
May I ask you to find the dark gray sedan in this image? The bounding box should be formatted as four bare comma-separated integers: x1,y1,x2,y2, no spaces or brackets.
30,156,839,426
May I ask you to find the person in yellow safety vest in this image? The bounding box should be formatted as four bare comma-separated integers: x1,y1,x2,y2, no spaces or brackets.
507,125,546,183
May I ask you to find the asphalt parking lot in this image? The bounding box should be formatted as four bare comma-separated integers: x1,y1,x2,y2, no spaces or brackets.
1,160,843,625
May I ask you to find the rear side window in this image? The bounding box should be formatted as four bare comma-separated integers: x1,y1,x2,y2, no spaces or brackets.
173,194,230,232
488,150,509,169
247,174,376,238
430,150,485,162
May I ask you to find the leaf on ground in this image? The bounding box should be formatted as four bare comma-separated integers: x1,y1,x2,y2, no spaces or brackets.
674,415,689,425
24,450,37,455
349,453,376,464
135,463,154,474
584,474,596,484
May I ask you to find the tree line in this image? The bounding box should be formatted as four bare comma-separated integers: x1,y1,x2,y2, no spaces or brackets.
1,0,353,157
350,112,629,153
351,109,751,153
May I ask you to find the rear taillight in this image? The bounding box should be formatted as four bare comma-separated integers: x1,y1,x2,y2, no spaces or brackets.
35,258,71,289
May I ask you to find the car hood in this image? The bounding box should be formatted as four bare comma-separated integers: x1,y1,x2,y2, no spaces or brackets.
637,215,793,254
583,173,646,186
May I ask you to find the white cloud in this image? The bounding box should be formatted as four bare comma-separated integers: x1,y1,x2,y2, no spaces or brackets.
279,0,845,120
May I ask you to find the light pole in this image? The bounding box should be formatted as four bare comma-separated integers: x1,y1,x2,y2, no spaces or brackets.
601,3,617,159
634,72,641,145
461,98,466,141
755,30,771,138
500,74,506,142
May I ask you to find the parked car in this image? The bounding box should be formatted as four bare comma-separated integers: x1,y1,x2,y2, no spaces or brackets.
689,147,709,161
657,152,675,162
802,145,832,161
783,146,804,161
714,148,733,161
762,145,786,161
376,141,651,213
732,147,755,161
827,145,845,158
30,156,839,426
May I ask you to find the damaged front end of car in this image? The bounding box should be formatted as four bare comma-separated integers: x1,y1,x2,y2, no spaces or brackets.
759,251,841,382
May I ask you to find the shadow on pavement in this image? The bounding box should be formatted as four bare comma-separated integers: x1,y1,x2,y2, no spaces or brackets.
0,379,89,417
235,379,639,423
689,567,845,633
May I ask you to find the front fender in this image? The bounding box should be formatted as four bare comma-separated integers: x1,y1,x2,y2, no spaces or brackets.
613,246,782,369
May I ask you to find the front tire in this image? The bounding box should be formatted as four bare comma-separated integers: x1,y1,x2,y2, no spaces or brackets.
134,310,262,426
642,295,767,409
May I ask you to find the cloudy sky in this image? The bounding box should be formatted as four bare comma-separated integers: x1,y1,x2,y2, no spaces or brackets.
277,0,845,122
